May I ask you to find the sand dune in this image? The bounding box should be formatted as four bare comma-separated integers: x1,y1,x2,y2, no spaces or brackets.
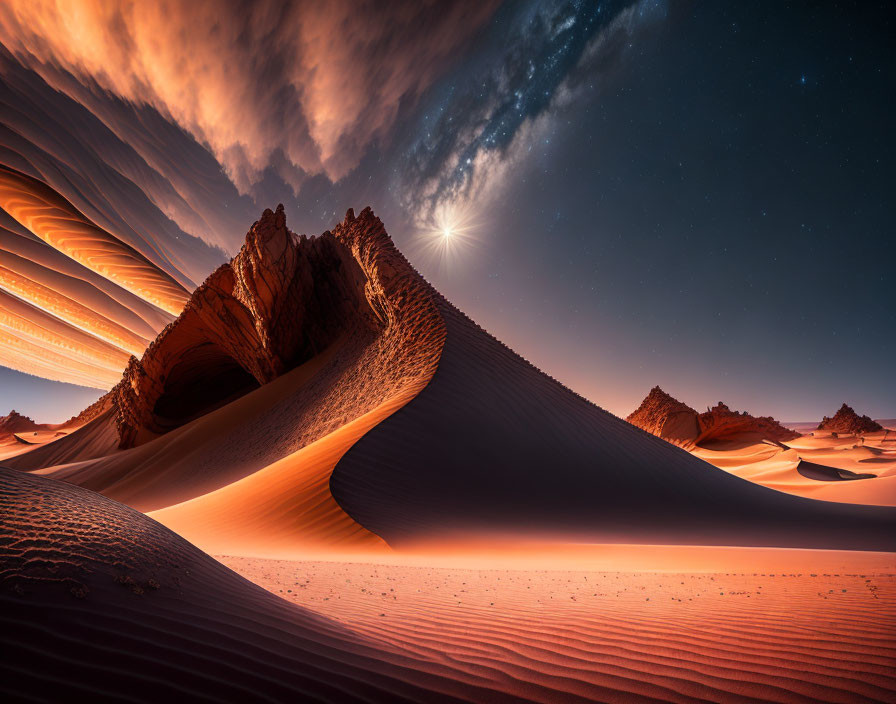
4,206,895,703
331,299,896,551
147,392,415,556
11,467,890,703
10,208,896,556
0,467,523,703
11,210,446,530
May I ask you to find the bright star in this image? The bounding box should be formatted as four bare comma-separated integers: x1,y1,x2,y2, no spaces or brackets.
414,201,479,269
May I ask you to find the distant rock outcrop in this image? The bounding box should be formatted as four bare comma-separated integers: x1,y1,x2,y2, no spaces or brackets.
625,386,699,446
0,410,38,436
817,404,883,434
627,388,798,447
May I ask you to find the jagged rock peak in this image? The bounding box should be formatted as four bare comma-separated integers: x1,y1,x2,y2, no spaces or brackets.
109,205,434,449
817,404,883,434
696,402,798,444
626,387,699,446
628,386,697,415
0,410,37,432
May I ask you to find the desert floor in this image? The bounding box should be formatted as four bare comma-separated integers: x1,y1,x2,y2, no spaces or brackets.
220,546,896,704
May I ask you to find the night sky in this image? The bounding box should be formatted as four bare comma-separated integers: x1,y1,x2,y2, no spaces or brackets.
0,0,893,422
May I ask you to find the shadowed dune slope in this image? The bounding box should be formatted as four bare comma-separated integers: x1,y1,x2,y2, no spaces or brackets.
331,300,896,551
0,467,520,703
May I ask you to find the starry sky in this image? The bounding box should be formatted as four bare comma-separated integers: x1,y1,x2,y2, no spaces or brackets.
0,0,893,422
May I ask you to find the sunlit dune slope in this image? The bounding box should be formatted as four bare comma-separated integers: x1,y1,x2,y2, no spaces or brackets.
331,299,896,551
0,467,514,703
692,431,896,507
0,164,190,314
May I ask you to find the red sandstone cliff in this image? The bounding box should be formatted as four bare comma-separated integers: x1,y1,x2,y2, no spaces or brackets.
627,388,798,447
817,404,883,434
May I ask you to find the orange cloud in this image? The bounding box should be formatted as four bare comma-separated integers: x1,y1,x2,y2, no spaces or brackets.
0,0,498,190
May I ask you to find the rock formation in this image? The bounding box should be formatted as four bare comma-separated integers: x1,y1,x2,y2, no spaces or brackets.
110,204,441,449
625,386,699,446
817,404,883,434
0,410,38,437
627,387,799,447
695,402,799,445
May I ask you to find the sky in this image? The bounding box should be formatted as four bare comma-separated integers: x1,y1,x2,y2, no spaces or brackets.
0,0,893,423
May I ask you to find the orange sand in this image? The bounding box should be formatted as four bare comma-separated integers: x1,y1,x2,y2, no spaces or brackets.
147,393,420,555
693,430,896,506
221,549,896,703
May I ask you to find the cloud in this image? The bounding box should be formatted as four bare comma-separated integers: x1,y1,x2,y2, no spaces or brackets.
0,0,498,191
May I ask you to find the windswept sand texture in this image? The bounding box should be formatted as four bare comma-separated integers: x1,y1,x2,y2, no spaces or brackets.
223,553,896,704
0,468,514,703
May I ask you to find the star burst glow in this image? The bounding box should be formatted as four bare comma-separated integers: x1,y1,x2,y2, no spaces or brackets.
415,201,479,270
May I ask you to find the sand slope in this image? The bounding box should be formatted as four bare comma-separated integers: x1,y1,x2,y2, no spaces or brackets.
9,209,894,557
146,393,418,556
0,467,527,703
332,299,896,551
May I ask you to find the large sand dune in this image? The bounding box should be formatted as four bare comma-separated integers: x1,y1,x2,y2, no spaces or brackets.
4,206,895,703
332,300,896,551
0,467,519,703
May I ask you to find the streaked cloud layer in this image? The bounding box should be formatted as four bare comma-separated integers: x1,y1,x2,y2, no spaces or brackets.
0,0,497,191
